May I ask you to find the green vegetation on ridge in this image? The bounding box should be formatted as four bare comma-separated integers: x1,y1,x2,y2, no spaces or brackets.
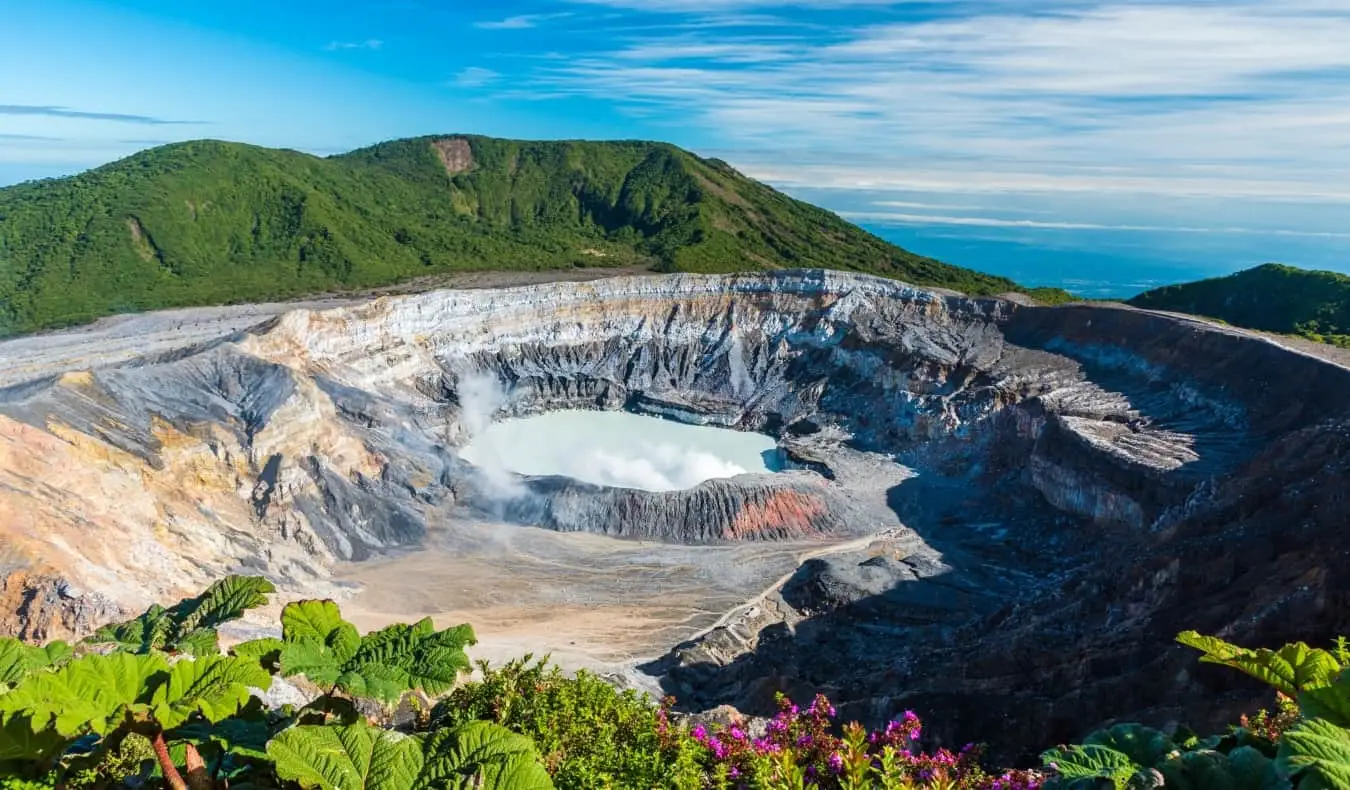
0,135,1061,337
1129,263,1350,347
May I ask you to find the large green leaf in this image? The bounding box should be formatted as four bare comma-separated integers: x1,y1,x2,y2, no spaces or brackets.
1178,633,1343,696
231,638,285,671
1227,746,1291,790
268,721,425,790
335,664,414,706
269,721,552,790
282,638,347,689
87,576,276,656
1304,673,1350,729
174,576,277,635
168,715,272,761
1043,743,1138,789
0,639,70,689
148,654,272,729
280,601,363,688
281,601,362,661
1085,724,1176,769
1279,719,1350,790
418,722,553,790
1157,747,1288,790
280,603,475,704
0,712,68,766
0,652,167,737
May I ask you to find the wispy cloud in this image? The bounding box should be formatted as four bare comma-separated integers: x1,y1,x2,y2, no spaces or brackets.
530,0,1350,204
324,39,383,51
454,67,501,88
0,133,65,141
843,211,1350,238
0,105,200,126
475,13,572,29
569,0,905,10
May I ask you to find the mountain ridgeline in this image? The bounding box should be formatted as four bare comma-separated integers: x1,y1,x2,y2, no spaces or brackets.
0,135,1060,336
1129,263,1350,347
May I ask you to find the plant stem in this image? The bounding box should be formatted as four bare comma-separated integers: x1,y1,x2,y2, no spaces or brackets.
152,731,189,790
184,742,215,790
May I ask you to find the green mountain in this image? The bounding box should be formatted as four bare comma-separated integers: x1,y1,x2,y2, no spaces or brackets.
0,135,1062,337
1128,263,1350,347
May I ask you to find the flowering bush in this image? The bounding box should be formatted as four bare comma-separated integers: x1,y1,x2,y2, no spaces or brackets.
684,693,1043,790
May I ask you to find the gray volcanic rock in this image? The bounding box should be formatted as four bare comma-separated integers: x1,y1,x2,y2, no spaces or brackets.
1,269,1348,762
465,472,884,543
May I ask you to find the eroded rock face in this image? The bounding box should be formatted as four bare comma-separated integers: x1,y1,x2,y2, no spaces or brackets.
1,270,1347,760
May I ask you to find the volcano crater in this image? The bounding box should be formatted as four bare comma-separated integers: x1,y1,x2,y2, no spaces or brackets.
3,270,1349,762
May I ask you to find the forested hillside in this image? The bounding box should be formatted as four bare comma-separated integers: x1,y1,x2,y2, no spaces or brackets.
0,135,1060,336
1129,263,1350,347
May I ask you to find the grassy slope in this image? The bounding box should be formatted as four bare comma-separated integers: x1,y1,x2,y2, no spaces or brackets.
0,134,1064,336
1129,263,1350,348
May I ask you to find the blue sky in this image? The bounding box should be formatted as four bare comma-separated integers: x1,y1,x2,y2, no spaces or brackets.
2,0,1348,294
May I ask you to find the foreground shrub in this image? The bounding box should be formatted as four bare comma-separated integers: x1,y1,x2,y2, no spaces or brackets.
686,693,1041,790
1039,632,1350,790
433,656,703,789
8,577,1350,790
0,579,552,789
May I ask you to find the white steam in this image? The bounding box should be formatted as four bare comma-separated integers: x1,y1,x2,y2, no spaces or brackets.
459,409,779,493
455,372,527,500
560,443,749,492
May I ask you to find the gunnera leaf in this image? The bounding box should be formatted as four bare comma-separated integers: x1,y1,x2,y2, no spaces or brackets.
417,722,553,790
87,576,276,655
268,721,425,790
0,639,71,689
280,602,475,705
1085,724,1176,769
1178,633,1342,697
0,652,168,737
1278,718,1350,790
1043,743,1138,789
148,654,273,730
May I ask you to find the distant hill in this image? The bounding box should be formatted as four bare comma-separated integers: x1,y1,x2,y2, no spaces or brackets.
0,135,1068,336
1129,263,1350,348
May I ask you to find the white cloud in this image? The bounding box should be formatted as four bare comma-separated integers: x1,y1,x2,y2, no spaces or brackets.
474,13,572,29
571,0,911,10
841,210,1350,238
324,39,383,51
454,67,501,88
533,0,1350,208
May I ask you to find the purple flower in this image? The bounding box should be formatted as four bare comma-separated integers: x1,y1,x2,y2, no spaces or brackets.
797,734,814,748
692,725,707,741
729,726,746,741
828,753,845,774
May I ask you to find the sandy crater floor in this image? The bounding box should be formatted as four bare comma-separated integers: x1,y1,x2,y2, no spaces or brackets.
336,512,913,684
